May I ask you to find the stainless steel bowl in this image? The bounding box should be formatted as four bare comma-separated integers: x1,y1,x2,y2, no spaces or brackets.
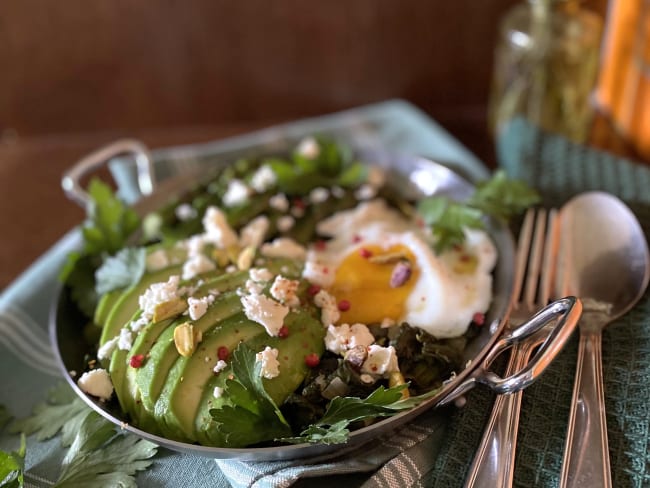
50,139,577,461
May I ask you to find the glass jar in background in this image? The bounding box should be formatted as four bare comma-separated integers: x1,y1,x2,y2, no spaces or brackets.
488,0,603,143
595,0,650,160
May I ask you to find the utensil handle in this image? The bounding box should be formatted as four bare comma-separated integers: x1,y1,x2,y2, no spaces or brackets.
464,342,535,488
560,331,612,488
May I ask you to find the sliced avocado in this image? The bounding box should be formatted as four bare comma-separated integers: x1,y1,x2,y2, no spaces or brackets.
159,314,265,440
94,289,121,328
137,291,243,419
196,309,325,447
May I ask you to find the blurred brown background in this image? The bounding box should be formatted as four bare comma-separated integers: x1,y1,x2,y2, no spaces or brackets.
0,0,608,288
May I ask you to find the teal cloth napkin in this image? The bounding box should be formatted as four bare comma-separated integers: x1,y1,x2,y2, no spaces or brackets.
0,100,489,488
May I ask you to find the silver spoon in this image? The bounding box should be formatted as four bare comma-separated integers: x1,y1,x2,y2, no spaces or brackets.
556,192,650,488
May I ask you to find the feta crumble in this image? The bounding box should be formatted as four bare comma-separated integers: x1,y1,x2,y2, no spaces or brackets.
146,249,170,272
313,289,340,326
249,267,274,283
139,275,182,321
213,359,228,373
241,293,289,336
175,203,197,221
276,215,295,232
260,238,306,260
296,136,320,159
77,369,114,401
223,179,250,207
187,295,215,321
129,316,149,333
270,275,300,307
361,345,400,376
324,323,374,355
355,184,376,201
250,164,277,193
213,386,224,398
309,187,329,204
255,346,280,379
97,337,118,361
203,206,239,248
117,328,133,351
269,193,289,212
240,215,270,248
182,253,216,280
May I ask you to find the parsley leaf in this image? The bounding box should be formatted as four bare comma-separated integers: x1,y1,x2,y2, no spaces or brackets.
60,179,141,317
0,434,25,488
55,412,157,488
209,343,292,447
95,247,146,295
417,170,539,253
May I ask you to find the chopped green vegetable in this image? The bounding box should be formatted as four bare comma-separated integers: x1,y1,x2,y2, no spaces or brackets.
209,343,292,447
417,170,539,253
95,247,146,295
0,434,25,488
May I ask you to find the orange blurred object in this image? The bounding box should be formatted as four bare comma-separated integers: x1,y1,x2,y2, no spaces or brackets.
595,0,650,159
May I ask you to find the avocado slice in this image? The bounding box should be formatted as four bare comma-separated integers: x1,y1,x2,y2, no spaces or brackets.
195,309,325,447
158,314,266,440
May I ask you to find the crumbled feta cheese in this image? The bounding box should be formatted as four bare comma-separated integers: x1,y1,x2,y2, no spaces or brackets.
361,345,399,376
213,386,224,398
77,369,114,401
182,253,216,280
269,193,289,212
380,317,396,328
129,316,149,333
146,249,170,272
244,279,264,295
360,373,376,384
249,267,274,283
355,184,376,201
250,164,277,193
139,275,182,320
296,136,320,159
313,289,340,326
241,293,289,336
260,238,306,260
255,346,280,379
276,215,295,232
324,323,375,355
226,264,237,273
97,337,118,361
213,360,228,373
239,215,270,248
291,206,306,218
118,327,133,351
270,275,300,307
187,295,215,320
309,187,329,204
331,186,345,198
175,203,197,221
223,179,250,207
184,235,207,257
203,206,239,248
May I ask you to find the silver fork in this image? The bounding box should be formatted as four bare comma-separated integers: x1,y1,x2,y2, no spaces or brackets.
464,207,559,488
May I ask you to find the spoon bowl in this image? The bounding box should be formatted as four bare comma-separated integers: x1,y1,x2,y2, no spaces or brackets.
556,191,650,488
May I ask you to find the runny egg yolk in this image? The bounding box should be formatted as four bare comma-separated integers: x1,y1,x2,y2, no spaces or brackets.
328,244,419,325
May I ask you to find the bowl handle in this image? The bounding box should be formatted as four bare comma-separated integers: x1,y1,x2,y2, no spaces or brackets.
440,296,582,405
61,139,155,208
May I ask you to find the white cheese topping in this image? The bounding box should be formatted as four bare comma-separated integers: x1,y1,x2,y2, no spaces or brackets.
202,206,239,249
146,249,170,272
223,179,250,207
213,386,224,398
270,275,300,307
269,193,289,212
255,346,281,379
117,327,133,351
260,238,306,260
239,215,270,249
175,203,197,221
309,187,329,204
182,253,216,280
77,369,114,401
296,136,320,159
276,215,295,233
213,359,228,373
313,289,340,327
249,267,274,283
241,293,289,336
139,275,182,321
361,345,400,376
324,323,375,355
187,295,215,321
250,164,277,193
97,337,118,361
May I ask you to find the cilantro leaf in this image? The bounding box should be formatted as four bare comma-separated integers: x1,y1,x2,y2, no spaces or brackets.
95,247,146,295
417,171,539,253
209,343,292,447
0,434,25,488
55,412,157,488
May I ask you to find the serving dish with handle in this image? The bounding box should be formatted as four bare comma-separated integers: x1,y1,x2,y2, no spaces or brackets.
50,139,580,461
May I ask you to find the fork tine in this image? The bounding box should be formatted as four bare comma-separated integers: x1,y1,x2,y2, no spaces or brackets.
513,208,536,308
